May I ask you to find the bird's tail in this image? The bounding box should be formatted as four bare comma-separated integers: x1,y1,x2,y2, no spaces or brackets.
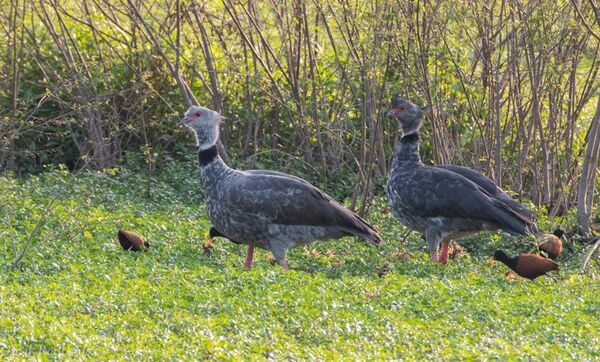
495,193,537,224
343,212,383,246
490,199,536,236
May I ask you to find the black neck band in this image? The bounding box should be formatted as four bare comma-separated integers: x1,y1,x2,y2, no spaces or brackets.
401,133,420,143
198,145,218,166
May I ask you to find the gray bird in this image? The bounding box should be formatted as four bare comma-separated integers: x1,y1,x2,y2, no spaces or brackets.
182,105,382,270
385,98,536,264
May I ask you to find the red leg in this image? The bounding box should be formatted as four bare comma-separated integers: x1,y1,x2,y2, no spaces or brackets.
278,259,289,271
243,245,254,268
438,241,450,264
430,250,438,262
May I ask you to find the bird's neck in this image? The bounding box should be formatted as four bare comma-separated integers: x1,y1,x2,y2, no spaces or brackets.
496,253,518,270
198,145,219,167
194,125,220,152
392,133,423,168
197,144,232,194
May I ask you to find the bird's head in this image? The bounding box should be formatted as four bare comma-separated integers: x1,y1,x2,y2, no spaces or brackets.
182,105,222,150
487,250,509,265
386,97,425,136
553,227,565,239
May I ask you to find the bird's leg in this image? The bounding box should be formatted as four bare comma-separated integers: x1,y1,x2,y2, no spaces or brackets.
438,241,450,264
426,230,441,263
430,250,439,262
243,245,254,268
278,259,289,271
270,244,289,271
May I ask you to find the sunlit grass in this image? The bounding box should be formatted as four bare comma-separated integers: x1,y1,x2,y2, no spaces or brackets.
1,167,598,360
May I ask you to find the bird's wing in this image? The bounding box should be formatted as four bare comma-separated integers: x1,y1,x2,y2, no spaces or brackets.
436,164,536,221
517,254,560,276
435,165,498,194
389,166,532,234
224,171,380,241
244,170,320,189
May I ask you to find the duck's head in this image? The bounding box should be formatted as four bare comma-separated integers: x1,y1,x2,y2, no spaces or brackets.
488,250,515,267
552,227,565,238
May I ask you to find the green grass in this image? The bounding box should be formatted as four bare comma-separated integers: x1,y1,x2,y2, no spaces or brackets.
1,167,599,360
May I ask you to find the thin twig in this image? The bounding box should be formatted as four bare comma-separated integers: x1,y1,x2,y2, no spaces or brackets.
580,238,600,274
10,158,90,270
571,0,600,41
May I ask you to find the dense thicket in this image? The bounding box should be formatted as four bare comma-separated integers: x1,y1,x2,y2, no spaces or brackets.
1,0,599,219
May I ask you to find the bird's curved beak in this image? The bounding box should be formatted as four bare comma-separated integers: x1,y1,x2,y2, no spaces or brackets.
386,108,398,117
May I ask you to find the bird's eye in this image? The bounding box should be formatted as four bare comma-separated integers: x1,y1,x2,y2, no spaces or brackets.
398,107,405,111
195,112,202,117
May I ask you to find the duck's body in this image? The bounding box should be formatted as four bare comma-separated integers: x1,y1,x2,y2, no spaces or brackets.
184,106,381,270
118,230,149,251
385,98,536,263
537,228,564,260
491,250,559,280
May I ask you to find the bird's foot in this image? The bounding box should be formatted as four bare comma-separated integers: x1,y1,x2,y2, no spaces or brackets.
278,259,289,271
243,245,254,269
438,242,450,264
430,251,439,263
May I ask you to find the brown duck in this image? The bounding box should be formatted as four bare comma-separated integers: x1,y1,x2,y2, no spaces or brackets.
118,230,149,251
489,250,559,280
537,227,564,260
